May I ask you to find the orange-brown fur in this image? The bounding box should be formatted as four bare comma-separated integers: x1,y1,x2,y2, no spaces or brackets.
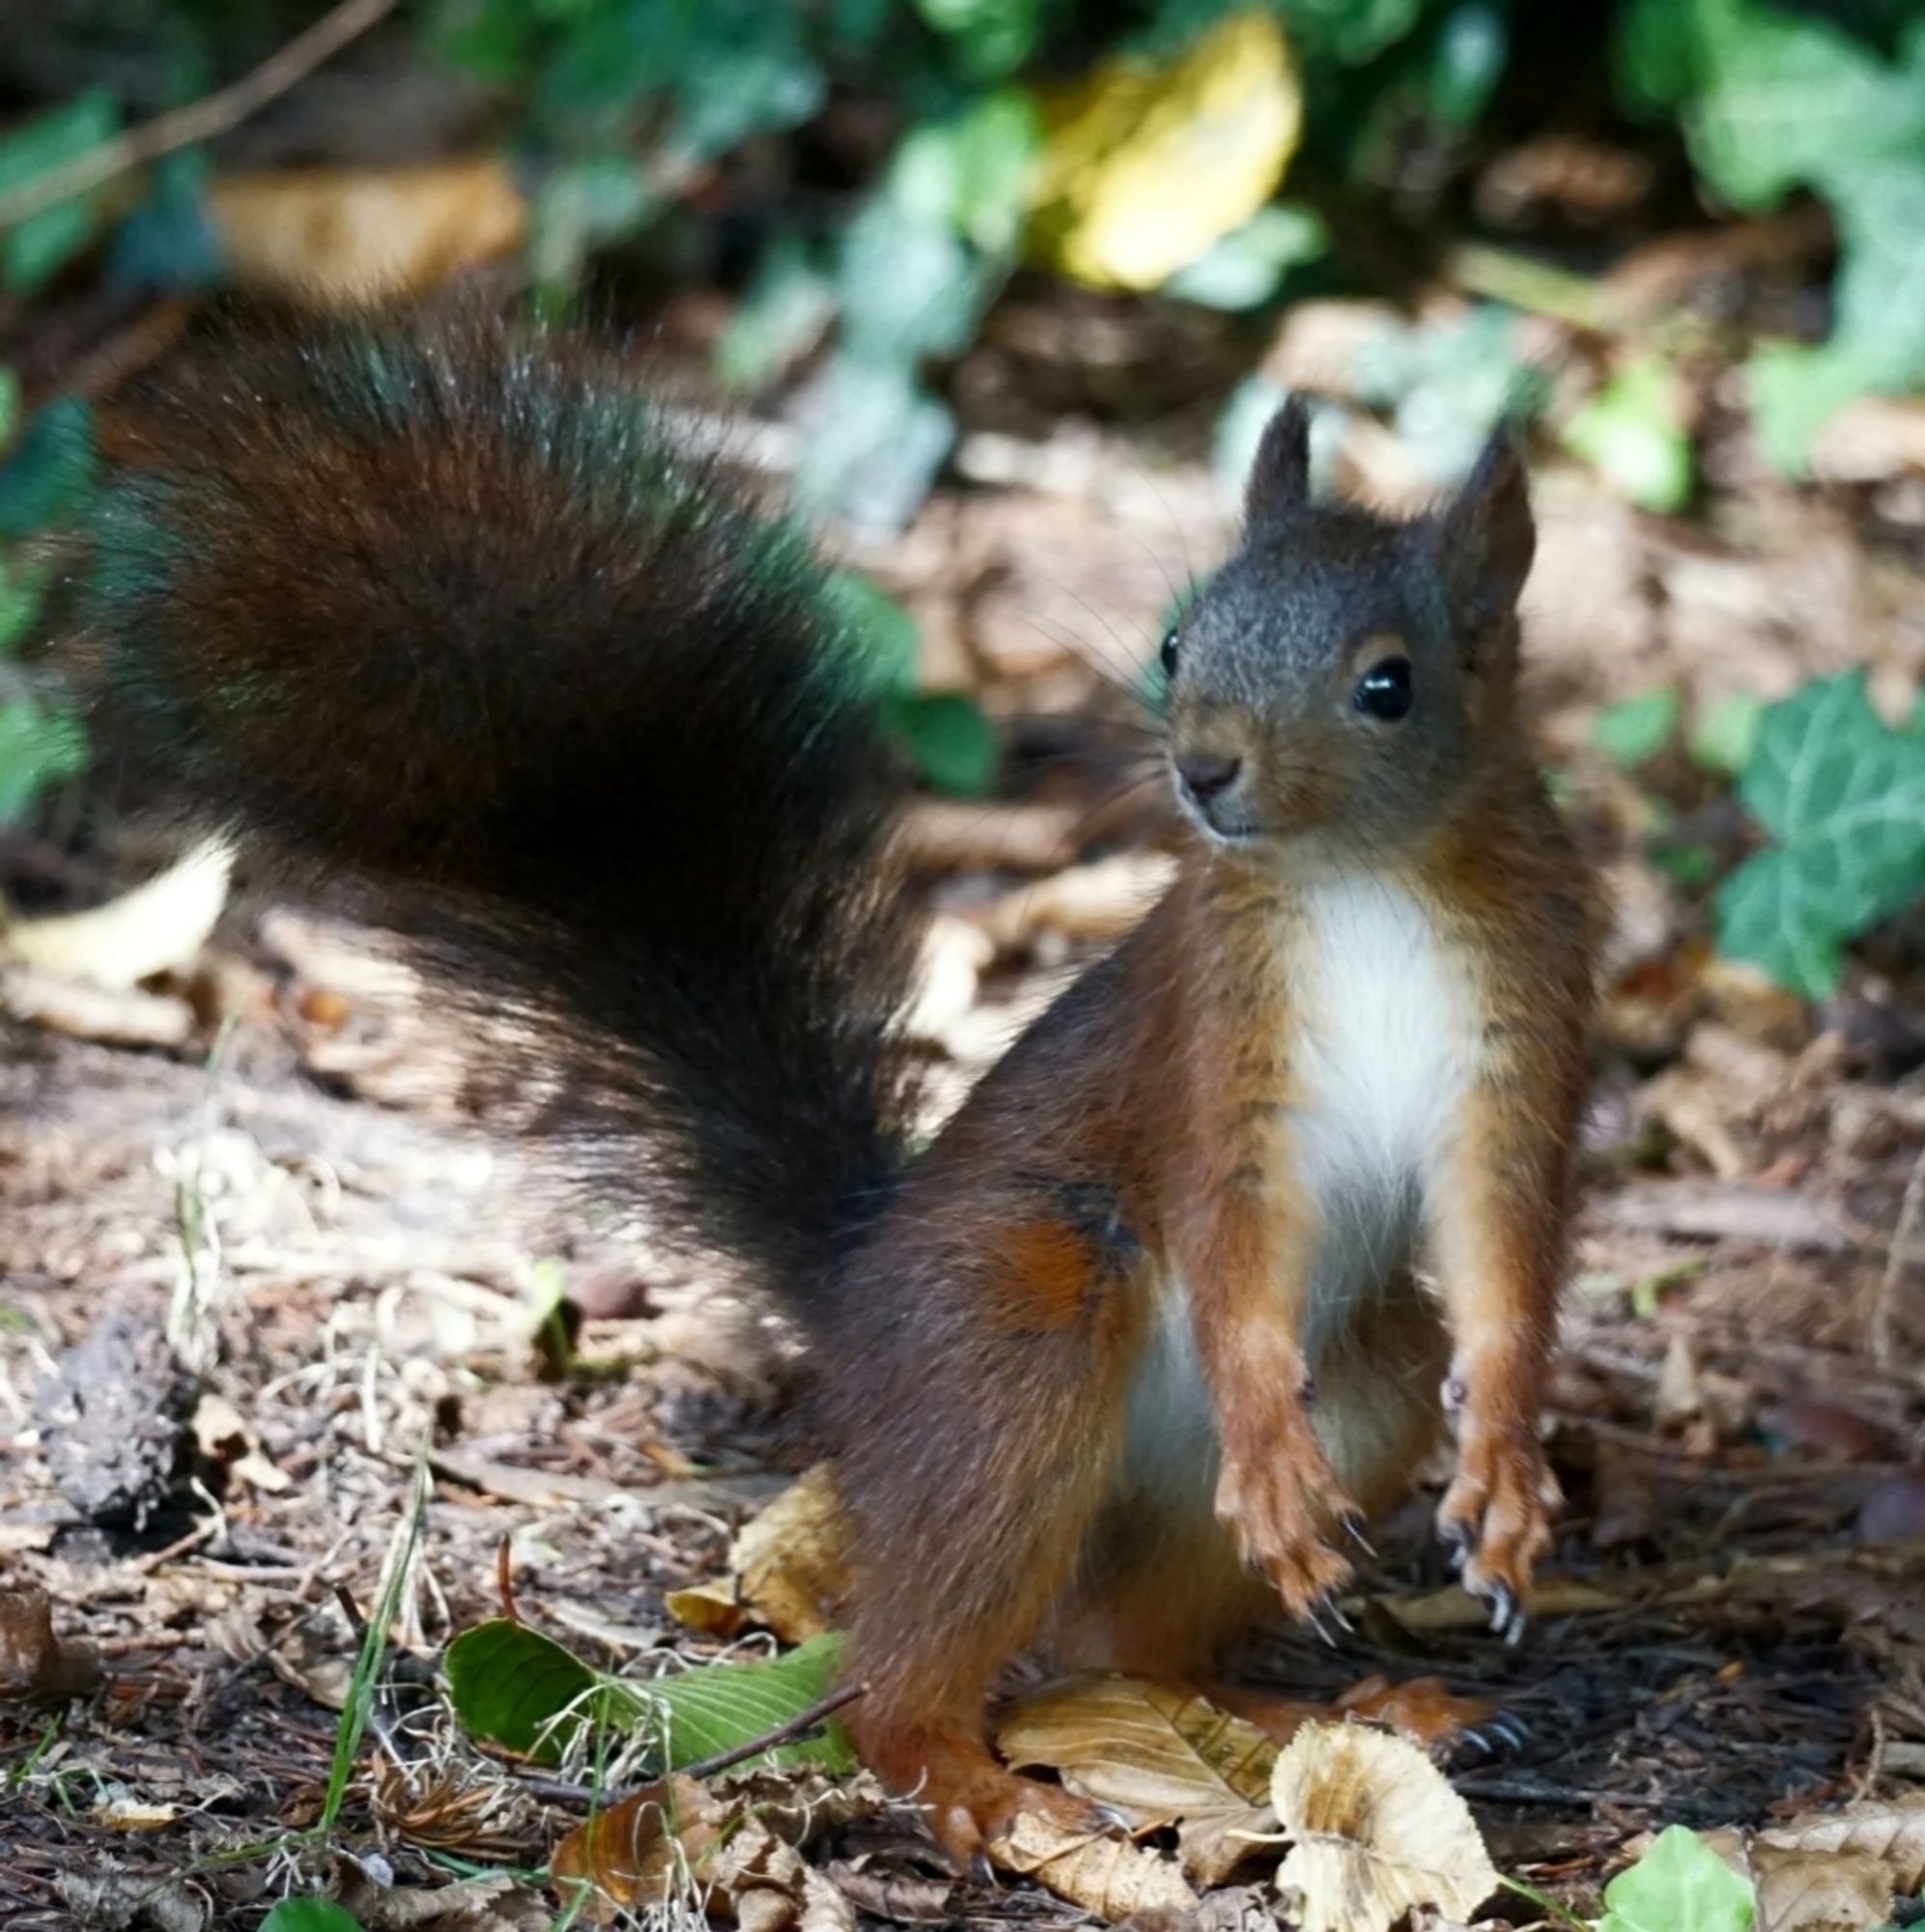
93,329,1597,1866
827,411,1596,1857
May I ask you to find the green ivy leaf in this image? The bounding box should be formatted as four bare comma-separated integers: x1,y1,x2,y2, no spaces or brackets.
793,356,956,537
1619,0,1925,465
259,1903,367,1932
1714,672,1925,997
892,91,1040,254
915,0,1046,81
1591,687,1681,769
1598,1824,1754,1932
886,691,999,795
0,89,122,295
0,395,98,540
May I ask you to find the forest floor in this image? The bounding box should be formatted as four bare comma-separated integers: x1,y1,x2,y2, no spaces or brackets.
3,294,1924,1931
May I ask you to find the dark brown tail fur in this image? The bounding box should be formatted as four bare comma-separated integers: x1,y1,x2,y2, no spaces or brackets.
87,315,921,1311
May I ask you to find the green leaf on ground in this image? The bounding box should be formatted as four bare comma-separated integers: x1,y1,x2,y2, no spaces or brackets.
1690,692,1764,775
1598,1824,1753,1932
1714,671,1925,997
443,1618,645,1765
1619,0,1925,465
1592,688,1680,769
1562,359,1693,513
260,1903,367,1932
445,1621,855,1774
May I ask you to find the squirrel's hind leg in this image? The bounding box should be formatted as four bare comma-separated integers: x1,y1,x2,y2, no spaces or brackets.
830,1194,1148,1861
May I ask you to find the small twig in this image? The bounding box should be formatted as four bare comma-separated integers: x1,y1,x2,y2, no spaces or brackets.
332,1581,369,1640
0,0,397,234
514,1681,868,1805
124,1515,220,1577
495,1535,522,1625
1872,1138,1925,1375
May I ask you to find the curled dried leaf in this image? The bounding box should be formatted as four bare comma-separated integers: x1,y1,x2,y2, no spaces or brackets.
666,1465,851,1644
989,1807,1198,1922
1269,1722,1496,1932
999,1673,1276,1885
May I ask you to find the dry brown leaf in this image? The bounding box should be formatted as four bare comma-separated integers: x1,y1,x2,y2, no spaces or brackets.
989,1807,1199,1921
0,1584,104,1702
552,1773,721,1921
999,1673,1276,1884
980,854,1176,949
1750,1842,1893,1932
209,158,527,306
903,916,995,1044
552,1765,891,1924
331,1860,552,1931
824,1858,957,1923
1755,1791,1925,1895
1269,1721,1497,1932
899,797,1088,874
666,1464,851,1644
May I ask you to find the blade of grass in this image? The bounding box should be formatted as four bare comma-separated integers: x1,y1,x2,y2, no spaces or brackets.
321,1447,429,1832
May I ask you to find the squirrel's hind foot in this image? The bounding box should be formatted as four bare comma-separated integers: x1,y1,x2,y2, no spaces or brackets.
850,1712,1116,1868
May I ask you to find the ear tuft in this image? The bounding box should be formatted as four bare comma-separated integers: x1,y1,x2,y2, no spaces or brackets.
1244,395,1312,530
1438,425,1534,629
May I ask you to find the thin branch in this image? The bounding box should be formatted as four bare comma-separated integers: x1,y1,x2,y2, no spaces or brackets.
0,0,398,235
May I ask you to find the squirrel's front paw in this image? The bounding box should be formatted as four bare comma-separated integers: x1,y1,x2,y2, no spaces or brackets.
1215,1454,1358,1632
1436,1428,1560,1643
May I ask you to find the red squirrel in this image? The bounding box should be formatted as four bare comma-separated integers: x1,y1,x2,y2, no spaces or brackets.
89,317,1597,1861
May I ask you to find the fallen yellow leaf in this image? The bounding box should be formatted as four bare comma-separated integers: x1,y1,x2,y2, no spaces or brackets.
665,1464,851,1644
1025,11,1301,291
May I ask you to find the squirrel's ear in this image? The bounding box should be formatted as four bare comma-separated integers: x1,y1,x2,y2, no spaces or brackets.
1437,425,1534,629
1244,395,1312,529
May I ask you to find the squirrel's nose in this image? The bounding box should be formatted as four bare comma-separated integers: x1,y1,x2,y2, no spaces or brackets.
1177,753,1242,806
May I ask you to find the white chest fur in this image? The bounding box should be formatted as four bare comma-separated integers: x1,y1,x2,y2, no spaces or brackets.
1118,874,1478,1512
1289,874,1479,1321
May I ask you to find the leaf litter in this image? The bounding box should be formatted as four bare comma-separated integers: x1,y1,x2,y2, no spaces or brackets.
7,249,1925,1932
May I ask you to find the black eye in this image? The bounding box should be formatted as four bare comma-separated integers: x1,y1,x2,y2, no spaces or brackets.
1353,655,1413,722
1159,628,1180,679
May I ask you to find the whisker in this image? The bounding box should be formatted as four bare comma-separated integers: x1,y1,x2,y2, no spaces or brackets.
1014,609,1158,716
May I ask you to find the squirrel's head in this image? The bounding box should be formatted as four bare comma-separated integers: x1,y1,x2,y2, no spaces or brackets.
1162,396,1534,858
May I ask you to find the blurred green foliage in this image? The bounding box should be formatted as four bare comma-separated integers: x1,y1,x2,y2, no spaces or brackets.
0,374,94,829
2,0,1924,981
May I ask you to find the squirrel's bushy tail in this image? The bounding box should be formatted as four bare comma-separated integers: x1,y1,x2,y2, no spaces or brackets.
89,316,920,1313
